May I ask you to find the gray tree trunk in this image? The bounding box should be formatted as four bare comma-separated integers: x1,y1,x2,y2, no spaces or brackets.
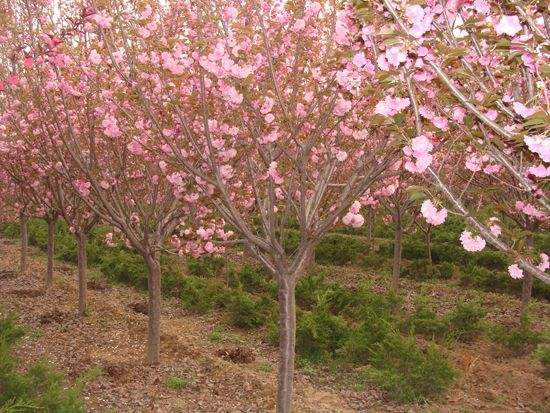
276,275,297,413
145,251,162,364
46,218,56,288
77,231,88,316
20,213,28,276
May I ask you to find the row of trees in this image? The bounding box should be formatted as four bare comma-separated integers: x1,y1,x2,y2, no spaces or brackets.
0,1,548,411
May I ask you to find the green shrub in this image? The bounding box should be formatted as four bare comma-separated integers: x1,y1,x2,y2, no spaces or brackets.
295,273,327,309
533,344,550,378
472,251,509,271
363,333,456,402
401,304,448,338
341,316,394,363
180,276,229,314
402,301,485,343
0,313,99,412
165,376,192,390
435,262,455,279
99,249,148,290
296,303,349,363
445,302,485,342
487,316,541,355
431,243,467,265
402,238,427,260
187,256,225,278
227,291,264,329
360,254,387,269
0,221,20,238
402,259,437,281
314,234,367,266
459,265,516,293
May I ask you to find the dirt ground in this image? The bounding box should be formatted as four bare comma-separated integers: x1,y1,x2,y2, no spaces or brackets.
1,238,549,412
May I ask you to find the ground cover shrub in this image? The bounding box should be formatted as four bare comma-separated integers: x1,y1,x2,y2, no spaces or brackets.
402,259,437,281
471,250,509,271
486,316,542,355
401,238,427,260
227,292,264,329
360,254,387,269
533,344,550,378
295,273,328,309
165,376,192,390
362,333,456,402
295,301,349,363
0,312,99,412
187,256,225,278
435,262,455,279
402,301,485,343
314,234,367,266
180,276,229,314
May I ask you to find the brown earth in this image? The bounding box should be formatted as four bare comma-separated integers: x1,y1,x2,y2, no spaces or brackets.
0,238,548,412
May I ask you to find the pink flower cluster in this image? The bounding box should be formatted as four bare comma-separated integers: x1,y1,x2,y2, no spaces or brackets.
420,200,447,226
524,135,550,163
404,135,433,174
460,230,486,252
374,96,410,117
342,201,364,228
507,264,523,279
515,201,546,221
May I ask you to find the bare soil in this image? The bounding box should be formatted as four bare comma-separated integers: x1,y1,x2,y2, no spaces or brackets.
1,238,548,412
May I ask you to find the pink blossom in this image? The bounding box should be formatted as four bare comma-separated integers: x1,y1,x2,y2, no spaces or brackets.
385,46,407,68
260,97,275,114
222,6,238,21
74,179,91,198
335,150,348,162
513,102,537,118
88,49,102,65
104,232,116,247
489,224,501,237
494,15,522,37
460,231,486,252
352,52,368,68
90,12,113,28
538,253,549,272
524,135,550,163
342,212,365,228
473,0,490,14
452,106,466,124
465,154,483,172
267,161,284,184
333,97,352,116
404,135,434,174
508,264,524,279
220,84,243,106
127,140,144,156
374,96,410,117
421,200,447,226
292,19,306,32
527,164,550,178
102,115,122,138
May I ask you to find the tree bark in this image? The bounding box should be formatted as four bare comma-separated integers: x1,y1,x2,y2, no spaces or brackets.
276,275,297,413
77,231,88,316
391,213,403,290
20,213,28,276
46,218,56,288
521,235,535,317
145,251,162,364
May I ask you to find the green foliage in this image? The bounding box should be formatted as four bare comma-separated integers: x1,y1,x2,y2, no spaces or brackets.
360,254,387,269
180,276,229,314
295,273,327,309
227,292,264,329
0,313,99,412
363,333,456,402
533,344,550,378
435,262,455,280
187,256,225,278
402,301,485,343
402,259,437,281
314,234,367,266
487,317,541,355
471,251,509,271
402,238,427,260
165,376,192,390
296,301,349,363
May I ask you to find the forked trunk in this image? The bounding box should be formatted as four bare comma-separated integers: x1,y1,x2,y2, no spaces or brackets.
276,275,296,413
77,231,88,316
145,251,162,364
46,218,56,288
20,214,28,276
391,214,403,290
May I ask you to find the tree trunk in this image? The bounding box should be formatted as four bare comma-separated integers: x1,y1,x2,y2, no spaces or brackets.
77,231,88,316
391,213,403,290
521,235,535,317
45,218,56,288
145,251,162,364
426,226,432,266
276,275,297,413
20,213,28,276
